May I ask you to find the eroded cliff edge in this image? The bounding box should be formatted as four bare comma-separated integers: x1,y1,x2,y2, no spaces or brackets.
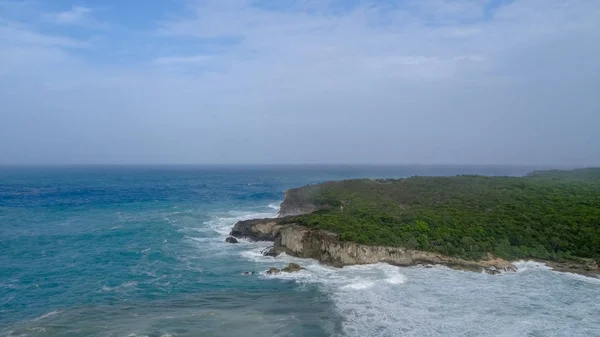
277,187,323,217
230,217,518,274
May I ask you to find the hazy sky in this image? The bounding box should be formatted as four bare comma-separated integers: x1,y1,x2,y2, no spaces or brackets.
0,0,598,165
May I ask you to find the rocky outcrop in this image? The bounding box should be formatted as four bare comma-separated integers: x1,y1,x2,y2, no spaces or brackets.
271,224,517,274
230,218,517,274
543,259,600,278
266,267,280,275
230,218,285,241
282,263,304,272
265,263,305,275
225,236,238,243
278,188,322,217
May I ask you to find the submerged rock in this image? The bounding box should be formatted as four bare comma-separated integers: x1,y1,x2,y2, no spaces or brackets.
225,236,239,244
282,263,304,273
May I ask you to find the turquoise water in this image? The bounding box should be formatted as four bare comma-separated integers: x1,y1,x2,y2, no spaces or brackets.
1,165,599,337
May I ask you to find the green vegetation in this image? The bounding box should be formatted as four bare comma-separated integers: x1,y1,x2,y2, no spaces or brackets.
282,168,600,262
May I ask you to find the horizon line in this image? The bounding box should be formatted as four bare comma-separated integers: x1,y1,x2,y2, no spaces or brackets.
0,163,589,168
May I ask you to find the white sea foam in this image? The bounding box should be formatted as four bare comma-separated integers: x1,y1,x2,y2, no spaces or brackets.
253,249,408,290
32,310,61,321
385,273,407,285
225,203,600,337
513,260,552,272
512,261,600,284
554,270,600,285
203,209,278,237
239,242,275,262
100,281,138,293
341,281,375,290
183,203,281,262
26,327,46,333
239,240,600,336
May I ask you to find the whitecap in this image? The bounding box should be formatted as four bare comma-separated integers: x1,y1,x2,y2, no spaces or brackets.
100,281,138,293
32,310,61,321
554,270,600,284
6,331,27,337
513,260,600,283
513,260,552,272
341,281,375,290
239,242,275,263
26,327,46,332
203,208,277,237
385,274,407,285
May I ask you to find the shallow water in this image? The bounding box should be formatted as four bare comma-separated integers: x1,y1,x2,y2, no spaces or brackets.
1,165,598,337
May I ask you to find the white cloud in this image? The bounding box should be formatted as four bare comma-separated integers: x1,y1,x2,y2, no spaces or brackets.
0,21,87,48
152,55,212,66
42,5,109,29
51,6,90,24
154,0,599,84
0,0,599,165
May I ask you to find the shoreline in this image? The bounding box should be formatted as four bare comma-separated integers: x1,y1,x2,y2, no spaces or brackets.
229,217,600,278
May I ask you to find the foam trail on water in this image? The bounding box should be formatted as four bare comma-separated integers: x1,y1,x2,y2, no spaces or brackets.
206,206,279,237
184,203,281,260
513,260,600,283
32,310,62,322
199,203,280,238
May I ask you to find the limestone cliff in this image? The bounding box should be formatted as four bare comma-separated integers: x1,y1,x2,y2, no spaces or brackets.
230,218,517,274
278,187,322,217
229,218,284,241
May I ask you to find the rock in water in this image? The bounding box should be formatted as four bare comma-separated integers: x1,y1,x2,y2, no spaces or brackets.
225,237,239,243
261,247,279,257
282,263,304,273
266,267,280,275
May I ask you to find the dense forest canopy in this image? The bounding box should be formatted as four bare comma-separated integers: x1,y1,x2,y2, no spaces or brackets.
283,168,600,262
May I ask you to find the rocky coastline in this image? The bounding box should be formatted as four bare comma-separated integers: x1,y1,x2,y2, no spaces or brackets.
229,185,600,277
230,217,517,274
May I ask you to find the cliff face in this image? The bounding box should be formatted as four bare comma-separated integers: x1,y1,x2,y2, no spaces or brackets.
230,218,517,274
230,218,283,241
278,188,321,217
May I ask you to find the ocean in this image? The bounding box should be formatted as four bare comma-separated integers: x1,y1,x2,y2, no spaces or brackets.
1,165,599,337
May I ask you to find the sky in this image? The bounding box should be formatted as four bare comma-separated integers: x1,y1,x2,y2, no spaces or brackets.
0,0,598,165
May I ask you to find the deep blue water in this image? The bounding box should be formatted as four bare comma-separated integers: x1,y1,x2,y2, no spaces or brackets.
1,165,599,337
